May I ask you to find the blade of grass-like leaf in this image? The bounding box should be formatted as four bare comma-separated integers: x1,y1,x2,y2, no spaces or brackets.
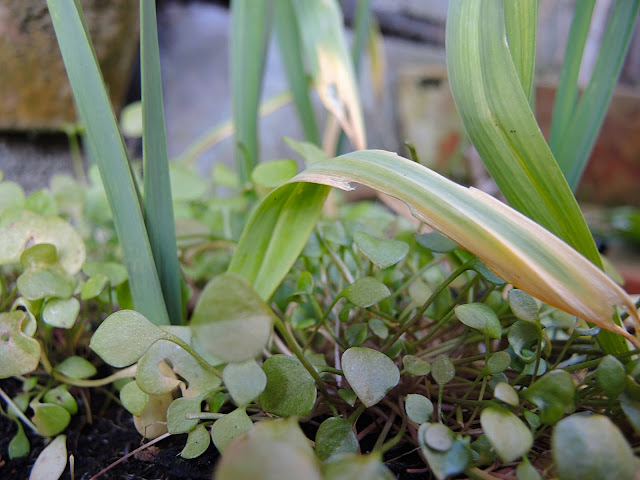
228,184,329,300
548,0,596,153
553,0,640,189
291,0,366,151
293,150,640,346
274,0,319,145
47,0,169,325
446,0,599,264
503,0,538,105
140,0,183,325
447,0,627,355
231,0,273,183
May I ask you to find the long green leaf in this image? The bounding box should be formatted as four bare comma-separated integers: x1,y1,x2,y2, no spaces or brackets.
274,0,319,145
553,0,640,188
503,0,538,105
549,0,596,153
446,0,599,264
47,0,169,325
231,0,273,183
294,151,640,346
140,0,183,325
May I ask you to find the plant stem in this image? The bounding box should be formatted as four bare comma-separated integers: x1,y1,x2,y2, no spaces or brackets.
162,333,223,379
53,365,138,387
0,386,39,435
274,317,331,399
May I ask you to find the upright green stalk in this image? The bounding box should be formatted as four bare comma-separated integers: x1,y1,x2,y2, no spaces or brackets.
140,0,184,325
231,0,273,183
47,0,169,325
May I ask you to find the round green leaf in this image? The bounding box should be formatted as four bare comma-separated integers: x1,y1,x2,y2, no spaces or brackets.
29,434,66,480
259,355,317,417
55,356,96,380
596,355,626,398
480,406,533,463
455,303,501,339
17,267,75,301
43,297,79,329
405,394,434,424
8,423,30,459
494,382,519,407
25,190,58,216
424,423,454,452
403,355,431,376
315,417,358,461
211,407,254,454
341,277,390,308
31,403,71,437
223,359,267,407
191,273,275,363
354,231,409,269
83,261,128,287
170,164,208,201
120,101,143,137
368,318,389,339
431,354,455,386
251,159,298,188
414,231,458,253
323,453,395,480
43,385,78,415
0,311,40,379
90,310,164,368
342,347,400,408
552,414,634,480
120,380,149,416
508,321,541,363
418,423,473,480
345,323,367,347
487,351,511,374
508,289,539,322
81,274,109,300
214,418,321,480
20,243,58,269
167,396,202,434
522,370,575,425
0,211,85,274
181,424,211,459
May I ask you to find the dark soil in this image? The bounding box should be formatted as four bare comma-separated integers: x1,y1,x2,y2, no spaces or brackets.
0,378,430,480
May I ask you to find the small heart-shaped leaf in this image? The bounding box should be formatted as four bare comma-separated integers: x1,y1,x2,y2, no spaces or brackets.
55,356,97,380
481,406,533,463
259,355,317,417
31,403,71,437
167,396,203,434
43,385,78,415
191,273,275,363
455,303,501,339
405,394,434,424
211,407,254,454
403,355,431,376
181,424,211,459
341,277,390,308
522,370,575,425
223,359,267,407
354,231,409,269
342,347,400,408
90,310,164,368
8,423,30,459
508,289,539,322
43,297,80,329
431,355,455,386
315,417,358,461
552,414,634,480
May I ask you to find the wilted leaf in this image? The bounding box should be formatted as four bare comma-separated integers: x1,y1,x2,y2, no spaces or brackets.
342,347,399,407
0,311,40,379
29,435,66,480
133,392,173,439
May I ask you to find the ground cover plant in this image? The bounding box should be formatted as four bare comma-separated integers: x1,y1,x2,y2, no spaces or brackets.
1,0,640,478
